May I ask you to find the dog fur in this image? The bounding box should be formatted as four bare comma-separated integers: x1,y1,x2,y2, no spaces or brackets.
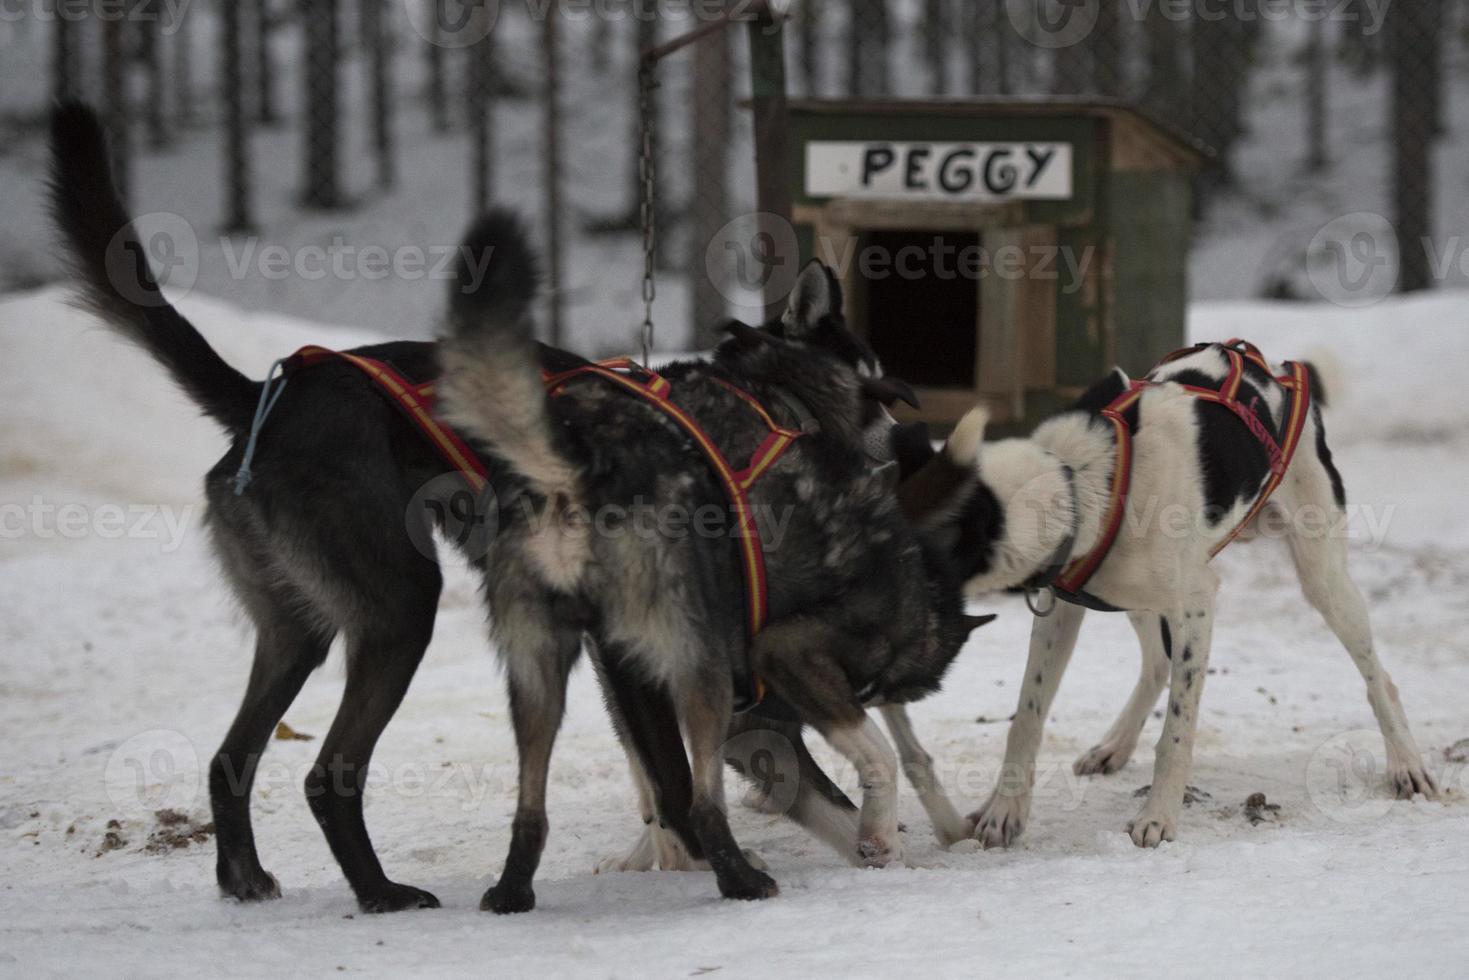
904,345,1439,848
48,103,984,910
437,212,983,909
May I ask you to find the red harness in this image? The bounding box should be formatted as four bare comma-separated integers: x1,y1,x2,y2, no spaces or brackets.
1052,339,1312,605
269,347,802,707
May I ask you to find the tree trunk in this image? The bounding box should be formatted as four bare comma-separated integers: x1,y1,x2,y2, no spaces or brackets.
1391,0,1438,291
993,0,1011,95
222,0,255,231
1190,8,1247,187
846,0,889,97
172,0,193,127
963,0,985,94
426,0,450,130
690,26,730,348
139,0,170,149
798,0,822,96
1142,0,1185,124
362,0,395,190
51,0,78,103
922,0,948,96
1305,16,1329,172
468,3,495,211
590,6,613,75
256,0,281,125
1094,0,1122,97
542,1,564,345
102,6,131,207
301,0,344,209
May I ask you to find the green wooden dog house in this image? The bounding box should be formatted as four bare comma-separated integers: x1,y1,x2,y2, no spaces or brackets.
783,99,1206,431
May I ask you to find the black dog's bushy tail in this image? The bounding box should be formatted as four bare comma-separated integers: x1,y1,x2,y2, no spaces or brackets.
47,103,260,434
437,212,585,515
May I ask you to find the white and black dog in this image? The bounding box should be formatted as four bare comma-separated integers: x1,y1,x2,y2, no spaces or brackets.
900,344,1438,848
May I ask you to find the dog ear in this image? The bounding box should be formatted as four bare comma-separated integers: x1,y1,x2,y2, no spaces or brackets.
860,375,920,410
782,260,841,339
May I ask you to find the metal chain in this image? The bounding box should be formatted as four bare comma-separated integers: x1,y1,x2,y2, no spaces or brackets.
637,58,657,367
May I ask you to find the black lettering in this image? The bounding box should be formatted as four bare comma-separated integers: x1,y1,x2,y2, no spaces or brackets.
862,147,896,186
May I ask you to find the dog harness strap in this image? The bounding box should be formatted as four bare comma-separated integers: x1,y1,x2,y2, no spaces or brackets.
288,345,490,492
1208,359,1311,557
1052,342,1312,603
543,361,803,712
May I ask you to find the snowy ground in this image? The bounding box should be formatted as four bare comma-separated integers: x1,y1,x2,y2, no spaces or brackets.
2,286,1468,977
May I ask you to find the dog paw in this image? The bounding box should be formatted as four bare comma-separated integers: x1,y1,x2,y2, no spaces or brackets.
594,850,653,874
358,882,440,914
969,792,1029,849
217,864,281,903
856,834,905,868
717,868,779,901
480,881,535,915
1073,739,1137,776
1126,808,1178,848
932,815,973,850
1388,761,1439,800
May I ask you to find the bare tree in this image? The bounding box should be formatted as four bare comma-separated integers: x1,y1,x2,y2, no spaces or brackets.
1142,0,1185,123
845,0,889,97
797,0,823,96
1304,16,1329,173
426,0,451,131
542,1,565,344
301,0,344,209
256,0,282,125
1094,0,1122,97
102,6,131,206
138,0,170,149
922,0,948,96
1391,0,1440,291
467,3,496,210
222,0,255,231
172,0,194,127
51,0,79,103
361,0,396,190
690,26,731,347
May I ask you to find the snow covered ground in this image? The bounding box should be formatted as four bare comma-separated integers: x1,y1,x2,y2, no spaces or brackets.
2,285,1467,977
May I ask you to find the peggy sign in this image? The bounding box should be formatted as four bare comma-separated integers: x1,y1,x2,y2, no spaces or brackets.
805,141,1073,203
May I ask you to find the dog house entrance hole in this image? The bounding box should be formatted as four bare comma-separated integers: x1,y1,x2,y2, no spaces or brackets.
860,228,979,390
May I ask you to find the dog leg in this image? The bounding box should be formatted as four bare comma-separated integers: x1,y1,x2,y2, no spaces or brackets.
821,717,904,867
481,625,581,914
780,729,862,864
722,715,850,865
306,613,440,913
1074,611,1170,776
1285,526,1438,799
1128,598,1215,848
211,609,330,902
589,641,707,872
880,704,969,848
971,599,1087,848
681,677,779,900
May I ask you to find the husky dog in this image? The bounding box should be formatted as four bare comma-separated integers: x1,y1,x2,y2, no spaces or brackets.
437,210,987,910
900,352,1439,848
48,103,976,911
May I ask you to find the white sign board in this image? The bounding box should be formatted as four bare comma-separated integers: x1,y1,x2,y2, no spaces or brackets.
805,141,1073,202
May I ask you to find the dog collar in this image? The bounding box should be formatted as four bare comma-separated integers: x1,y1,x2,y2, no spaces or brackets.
1022,463,1078,617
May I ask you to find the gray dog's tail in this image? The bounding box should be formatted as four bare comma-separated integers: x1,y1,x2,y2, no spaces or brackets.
438,212,588,581
47,103,260,435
